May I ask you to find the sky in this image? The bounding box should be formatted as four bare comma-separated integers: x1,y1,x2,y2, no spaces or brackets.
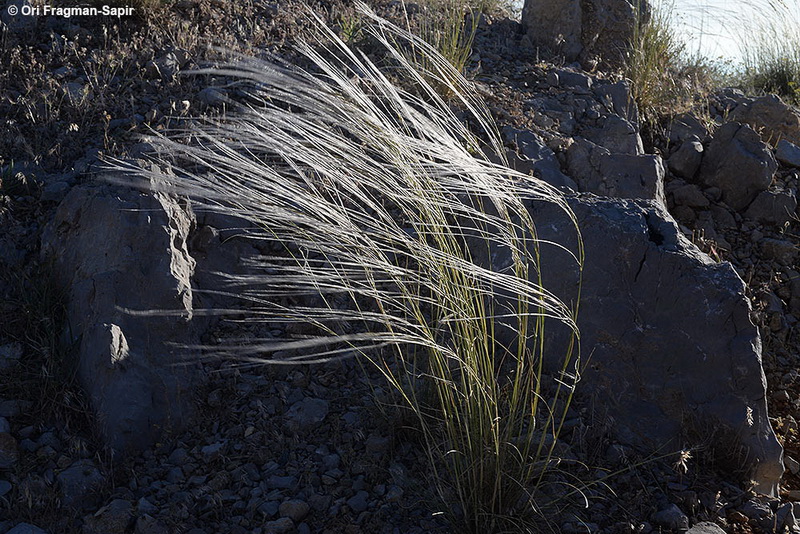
664,0,800,67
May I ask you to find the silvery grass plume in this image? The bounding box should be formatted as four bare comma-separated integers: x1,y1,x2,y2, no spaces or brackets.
119,4,584,531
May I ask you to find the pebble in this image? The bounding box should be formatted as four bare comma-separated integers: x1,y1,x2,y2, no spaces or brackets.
652,504,688,530
279,499,310,522
347,490,370,513
5,524,49,534
263,517,294,533
285,398,329,432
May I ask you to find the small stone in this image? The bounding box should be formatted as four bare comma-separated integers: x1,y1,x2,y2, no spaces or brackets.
82,499,133,534
168,447,188,465
687,522,726,534
258,501,279,518
652,504,689,530
0,480,11,497
668,140,704,180
741,498,772,520
41,181,71,204
6,524,48,534
137,497,158,515
385,485,403,503
0,343,22,370
786,455,800,475
744,190,797,226
285,398,329,432
263,517,294,534
279,499,310,522
761,238,798,265
671,183,709,208
0,417,9,433
776,139,800,168
201,442,225,462
347,490,370,513
266,475,297,489
134,514,170,534
197,87,226,107
56,459,105,509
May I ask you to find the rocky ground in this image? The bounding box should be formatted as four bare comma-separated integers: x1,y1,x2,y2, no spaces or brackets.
3,0,800,533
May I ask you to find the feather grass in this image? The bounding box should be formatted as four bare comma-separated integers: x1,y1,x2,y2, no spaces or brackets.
117,5,583,531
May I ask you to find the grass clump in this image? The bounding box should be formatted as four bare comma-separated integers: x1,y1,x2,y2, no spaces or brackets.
122,4,583,531
737,1,800,105
623,1,690,126
623,0,724,130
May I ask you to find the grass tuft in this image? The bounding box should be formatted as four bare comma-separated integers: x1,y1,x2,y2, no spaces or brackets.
737,0,800,105
118,4,583,531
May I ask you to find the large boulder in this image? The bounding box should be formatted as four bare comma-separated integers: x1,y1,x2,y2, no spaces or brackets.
730,94,800,147
699,122,777,211
41,180,200,454
494,195,783,495
522,0,649,68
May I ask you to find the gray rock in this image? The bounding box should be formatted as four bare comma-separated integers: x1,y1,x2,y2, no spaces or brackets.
667,113,708,144
137,497,158,515
785,455,800,474
266,475,297,490
489,196,783,495
0,433,18,469
285,398,329,432
197,87,227,108
263,517,294,534
259,500,280,517
0,343,22,370
699,122,777,211
0,417,8,433
652,504,689,530
741,498,772,520
82,499,133,534
761,238,798,265
5,524,49,534
521,0,582,60
347,490,370,513
0,480,11,497
687,522,726,534
671,183,709,209
744,190,797,226
41,182,199,453
201,441,225,463
279,499,310,522
56,459,105,509
553,68,592,90
40,181,71,203
134,515,170,534
522,0,647,68
502,127,577,191
596,115,643,155
775,502,796,531
776,139,800,168
145,52,180,80
594,80,639,125
566,139,665,203
668,139,704,180
730,94,800,147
